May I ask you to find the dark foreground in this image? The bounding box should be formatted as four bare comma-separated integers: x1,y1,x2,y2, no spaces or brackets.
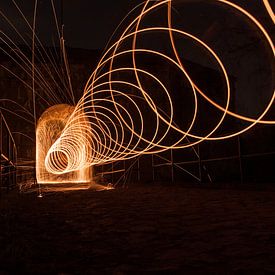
1,184,275,274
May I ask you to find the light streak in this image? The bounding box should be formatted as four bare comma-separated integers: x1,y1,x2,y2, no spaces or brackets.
0,1,274,183
263,0,275,24
36,104,92,183
45,0,274,177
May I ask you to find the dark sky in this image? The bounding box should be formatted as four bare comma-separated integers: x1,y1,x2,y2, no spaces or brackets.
0,0,274,124
0,0,274,50
63,0,142,49
0,0,141,49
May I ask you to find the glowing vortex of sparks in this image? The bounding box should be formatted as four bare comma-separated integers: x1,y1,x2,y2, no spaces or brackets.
45,0,274,175
37,104,92,183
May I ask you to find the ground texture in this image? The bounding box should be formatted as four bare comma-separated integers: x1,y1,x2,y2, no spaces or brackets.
1,184,275,274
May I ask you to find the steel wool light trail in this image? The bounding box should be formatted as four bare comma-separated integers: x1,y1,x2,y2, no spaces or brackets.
43,0,274,178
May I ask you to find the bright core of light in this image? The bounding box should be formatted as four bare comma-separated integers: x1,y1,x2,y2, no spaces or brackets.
36,104,92,184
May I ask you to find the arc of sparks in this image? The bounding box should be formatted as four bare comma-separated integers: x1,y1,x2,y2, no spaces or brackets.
44,0,274,176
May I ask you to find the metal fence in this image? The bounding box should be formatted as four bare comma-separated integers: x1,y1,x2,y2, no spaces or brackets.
0,111,17,191
96,124,274,185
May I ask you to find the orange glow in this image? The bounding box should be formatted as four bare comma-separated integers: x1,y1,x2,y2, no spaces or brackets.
36,104,92,184
263,0,275,24
23,0,272,179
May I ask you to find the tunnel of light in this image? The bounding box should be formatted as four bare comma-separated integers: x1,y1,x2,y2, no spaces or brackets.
36,104,92,184
38,0,274,179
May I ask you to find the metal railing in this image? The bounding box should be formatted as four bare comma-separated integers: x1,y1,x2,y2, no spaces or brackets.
151,135,275,184
96,132,274,185
0,110,17,191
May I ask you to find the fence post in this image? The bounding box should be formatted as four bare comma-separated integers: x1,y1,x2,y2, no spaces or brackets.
13,144,16,188
0,112,2,192
123,160,126,182
237,135,243,184
198,144,202,183
170,149,174,183
111,162,114,183
7,135,10,190
151,154,155,182
137,157,140,182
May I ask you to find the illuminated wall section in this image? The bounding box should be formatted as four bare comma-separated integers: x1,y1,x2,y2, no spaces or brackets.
36,104,92,184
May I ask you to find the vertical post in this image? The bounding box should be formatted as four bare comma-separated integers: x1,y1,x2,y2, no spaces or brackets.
170,148,174,183
123,160,126,183
111,162,114,183
137,157,140,182
13,145,16,188
151,154,155,182
7,135,10,190
198,144,202,183
0,112,2,191
101,164,103,183
15,145,17,187
237,135,243,184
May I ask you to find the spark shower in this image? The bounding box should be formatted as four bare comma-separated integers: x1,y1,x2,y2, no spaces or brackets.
1,0,274,184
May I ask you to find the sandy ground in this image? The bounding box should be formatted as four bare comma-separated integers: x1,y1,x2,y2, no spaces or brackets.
1,183,275,274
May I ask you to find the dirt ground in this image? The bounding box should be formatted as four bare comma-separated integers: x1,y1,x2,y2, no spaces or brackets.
1,183,275,274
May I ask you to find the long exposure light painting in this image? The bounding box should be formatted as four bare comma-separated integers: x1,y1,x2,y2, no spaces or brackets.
36,104,92,183
0,0,274,185
45,0,274,177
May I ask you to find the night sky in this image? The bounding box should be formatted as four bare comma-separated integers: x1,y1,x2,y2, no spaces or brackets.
0,0,141,49
0,0,273,132
0,0,274,118
0,0,273,49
